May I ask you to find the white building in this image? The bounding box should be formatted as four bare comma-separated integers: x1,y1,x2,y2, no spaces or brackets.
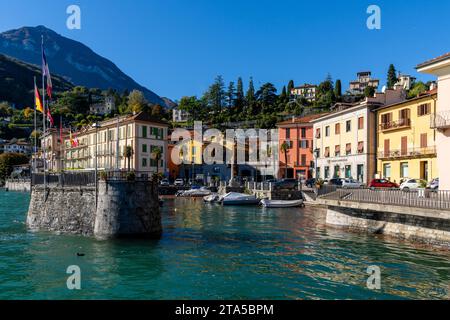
3,140,32,155
172,108,190,123
312,88,405,184
394,74,416,90
64,112,169,174
290,84,317,102
89,96,116,115
349,71,380,95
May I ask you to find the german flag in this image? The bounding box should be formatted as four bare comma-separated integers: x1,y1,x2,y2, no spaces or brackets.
34,82,44,114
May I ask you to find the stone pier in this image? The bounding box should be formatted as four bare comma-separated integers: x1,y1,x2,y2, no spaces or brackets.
27,180,161,239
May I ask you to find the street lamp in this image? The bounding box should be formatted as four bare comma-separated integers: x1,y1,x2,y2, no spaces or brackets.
92,123,101,207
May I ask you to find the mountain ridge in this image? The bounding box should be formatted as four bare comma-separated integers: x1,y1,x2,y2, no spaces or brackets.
0,25,168,107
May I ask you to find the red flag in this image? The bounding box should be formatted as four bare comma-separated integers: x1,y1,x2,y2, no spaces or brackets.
42,46,53,99
47,107,54,126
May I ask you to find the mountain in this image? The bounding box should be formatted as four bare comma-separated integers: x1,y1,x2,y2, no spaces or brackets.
0,26,167,107
162,97,177,109
0,54,73,108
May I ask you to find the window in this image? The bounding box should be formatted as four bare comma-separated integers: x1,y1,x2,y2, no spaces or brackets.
358,117,364,130
316,128,321,138
301,128,306,138
399,109,411,125
357,164,364,182
286,128,291,139
381,113,392,128
142,125,147,138
400,162,409,178
316,167,321,178
346,120,351,132
401,136,408,155
325,126,330,137
335,145,340,157
420,133,427,148
418,103,431,116
142,144,147,153
301,154,307,166
300,140,309,149
335,123,340,135
334,165,340,178
142,158,147,167
357,141,364,154
345,165,352,178
324,147,330,157
346,143,351,155
383,163,391,179
324,166,330,179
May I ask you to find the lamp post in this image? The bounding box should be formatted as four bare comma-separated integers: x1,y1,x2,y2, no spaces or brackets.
92,123,101,207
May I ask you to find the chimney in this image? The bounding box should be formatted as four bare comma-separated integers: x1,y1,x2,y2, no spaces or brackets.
430,82,437,91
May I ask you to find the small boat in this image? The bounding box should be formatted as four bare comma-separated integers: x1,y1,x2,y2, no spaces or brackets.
260,199,304,208
220,192,260,206
181,187,212,197
203,193,219,203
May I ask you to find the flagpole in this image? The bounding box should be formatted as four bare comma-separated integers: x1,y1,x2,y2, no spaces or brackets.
42,35,46,189
33,77,37,173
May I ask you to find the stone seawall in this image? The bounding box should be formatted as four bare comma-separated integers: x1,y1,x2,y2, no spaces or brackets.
326,205,450,247
27,180,161,239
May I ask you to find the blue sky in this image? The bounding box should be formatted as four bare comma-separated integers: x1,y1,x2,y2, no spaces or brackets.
1,0,449,100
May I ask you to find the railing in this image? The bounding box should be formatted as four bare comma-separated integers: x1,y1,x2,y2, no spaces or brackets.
101,170,154,181
379,118,411,131
319,188,450,211
430,111,450,129
378,146,437,159
32,171,96,187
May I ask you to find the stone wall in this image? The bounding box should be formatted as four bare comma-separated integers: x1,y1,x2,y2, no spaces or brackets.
326,205,450,247
27,180,161,239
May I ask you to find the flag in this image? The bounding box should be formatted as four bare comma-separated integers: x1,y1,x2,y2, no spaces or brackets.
42,47,53,99
47,106,54,126
69,131,75,147
34,82,44,114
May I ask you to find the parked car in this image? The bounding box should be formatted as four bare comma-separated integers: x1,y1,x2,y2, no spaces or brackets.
369,179,399,189
428,178,439,191
400,179,427,192
341,178,364,189
160,178,170,186
174,178,184,186
305,178,316,188
328,178,344,186
273,178,298,190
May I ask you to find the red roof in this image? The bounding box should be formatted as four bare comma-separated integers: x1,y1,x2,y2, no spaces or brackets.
276,113,328,126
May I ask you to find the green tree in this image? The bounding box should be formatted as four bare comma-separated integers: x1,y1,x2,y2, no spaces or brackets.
127,90,147,114
387,64,398,89
364,86,376,98
152,146,163,175
287,80,295,96
280,86,287,103
235,77,245,114
280,141,289,178
226,81,236,108
204,75,226,113
334,79,342,99
0,153,30,181
245,77,256,116
408,81,428,98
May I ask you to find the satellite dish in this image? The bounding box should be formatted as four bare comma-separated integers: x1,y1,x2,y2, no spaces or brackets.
381,85,387,93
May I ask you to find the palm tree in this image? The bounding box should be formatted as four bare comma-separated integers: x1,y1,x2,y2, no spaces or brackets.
281,141,289,178
124,146,134,172
152,147,163,174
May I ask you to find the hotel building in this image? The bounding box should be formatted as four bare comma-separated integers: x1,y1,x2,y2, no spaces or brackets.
312,88,405,184
64,112,169,174
290,84,317,102
417,53,450,190
375,90,438,183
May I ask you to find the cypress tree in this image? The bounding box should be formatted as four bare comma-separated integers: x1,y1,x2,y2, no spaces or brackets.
387,64,398,89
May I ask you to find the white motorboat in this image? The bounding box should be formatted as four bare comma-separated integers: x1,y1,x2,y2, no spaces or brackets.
260,199,304,208
203,193,219,203
220,192,260,206
181,187,212,197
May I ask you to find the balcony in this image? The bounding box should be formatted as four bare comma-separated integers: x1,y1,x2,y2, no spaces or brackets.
378,146,437,160
379,118,411,132
430,111,450,130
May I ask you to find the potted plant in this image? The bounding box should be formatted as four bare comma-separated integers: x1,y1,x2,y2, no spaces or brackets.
418,180,429,198
126,171,136,181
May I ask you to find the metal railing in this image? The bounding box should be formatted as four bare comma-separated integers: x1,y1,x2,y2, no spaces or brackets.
32,171,96,187
378,146,437,159
431,111,450,129
379,118,411,131
319,188,450,211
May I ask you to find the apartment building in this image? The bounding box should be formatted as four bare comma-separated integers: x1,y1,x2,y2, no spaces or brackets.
417,52,450,190
312,88,405,184
375,90,438,183
41,128,70,172
277,114,325,179
64,112,169,174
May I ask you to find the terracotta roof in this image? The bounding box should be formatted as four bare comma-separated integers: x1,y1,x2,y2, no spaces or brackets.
416,52,450,69
276,113,328,126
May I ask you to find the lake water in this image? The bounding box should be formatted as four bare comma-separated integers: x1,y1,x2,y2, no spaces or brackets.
0,191,449,299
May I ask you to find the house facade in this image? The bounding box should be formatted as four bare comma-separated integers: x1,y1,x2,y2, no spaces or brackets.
349,71,380,95
277,114,324,180
41,128,70,172
312,88,405,184
376,91,438,183
417,53,450,190
64,112,169,175
290,84,317,102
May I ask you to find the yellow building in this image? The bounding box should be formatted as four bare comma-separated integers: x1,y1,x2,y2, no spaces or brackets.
376,90,438,184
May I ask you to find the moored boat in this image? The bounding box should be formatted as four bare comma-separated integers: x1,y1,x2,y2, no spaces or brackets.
220,192,260,206
180,187,211,197
203,193,219,203
260,199,304,208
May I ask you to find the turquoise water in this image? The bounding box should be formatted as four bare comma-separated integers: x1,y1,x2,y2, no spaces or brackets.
0,191,449,300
